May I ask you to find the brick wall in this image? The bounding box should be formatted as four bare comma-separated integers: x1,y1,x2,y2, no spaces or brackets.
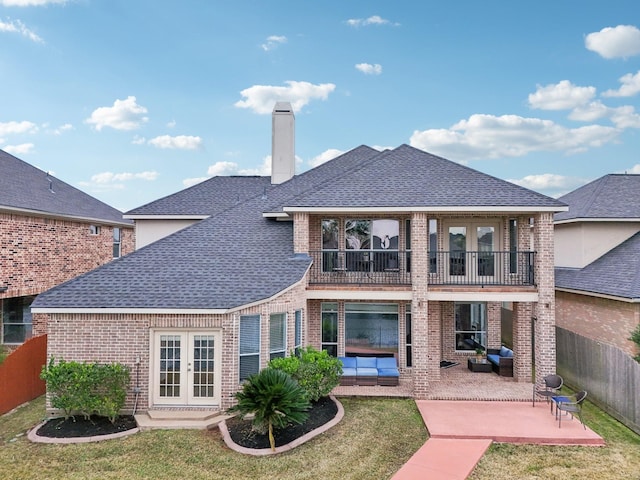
556,290,640,356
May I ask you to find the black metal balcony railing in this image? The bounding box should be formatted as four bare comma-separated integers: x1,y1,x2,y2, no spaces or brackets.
308,250,536,286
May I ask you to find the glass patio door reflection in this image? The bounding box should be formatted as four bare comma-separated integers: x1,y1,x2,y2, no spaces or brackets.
153,331,221,406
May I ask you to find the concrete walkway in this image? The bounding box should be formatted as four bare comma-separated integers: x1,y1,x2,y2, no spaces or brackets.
391,400,604,480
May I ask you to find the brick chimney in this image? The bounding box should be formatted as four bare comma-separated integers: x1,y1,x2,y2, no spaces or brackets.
271,102,295,184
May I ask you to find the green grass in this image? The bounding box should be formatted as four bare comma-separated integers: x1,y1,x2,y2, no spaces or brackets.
0,396,427,480
3,393,639,480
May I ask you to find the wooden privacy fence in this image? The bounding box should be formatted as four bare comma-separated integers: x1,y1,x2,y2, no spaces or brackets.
557,327,640,435
0,334,47,415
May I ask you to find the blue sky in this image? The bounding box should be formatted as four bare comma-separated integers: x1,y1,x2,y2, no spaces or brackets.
1,1,640,212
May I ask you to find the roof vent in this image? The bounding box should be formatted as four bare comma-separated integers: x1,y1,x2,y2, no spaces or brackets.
271,102,295,185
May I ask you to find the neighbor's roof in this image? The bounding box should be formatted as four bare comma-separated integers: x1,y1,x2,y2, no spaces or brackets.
125,175,272,217
269,145,567,213
555,231,640,301
555,174,640,223
0,149,131,225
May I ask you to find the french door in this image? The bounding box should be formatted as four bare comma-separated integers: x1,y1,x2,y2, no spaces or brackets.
445,222,500,282
152,330,222,406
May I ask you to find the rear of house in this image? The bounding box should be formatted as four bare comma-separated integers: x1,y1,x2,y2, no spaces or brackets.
32,105,567,418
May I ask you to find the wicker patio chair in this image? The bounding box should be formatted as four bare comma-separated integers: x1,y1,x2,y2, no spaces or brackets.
555,390,587,429
532,374,563,412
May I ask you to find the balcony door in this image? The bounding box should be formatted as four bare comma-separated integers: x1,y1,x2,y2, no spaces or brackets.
445,222,500,282
152,330,222,406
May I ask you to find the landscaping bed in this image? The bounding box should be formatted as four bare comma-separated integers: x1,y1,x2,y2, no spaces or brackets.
35,415,138,439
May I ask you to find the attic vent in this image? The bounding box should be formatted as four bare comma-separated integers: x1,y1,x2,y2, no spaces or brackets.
46,172,55,193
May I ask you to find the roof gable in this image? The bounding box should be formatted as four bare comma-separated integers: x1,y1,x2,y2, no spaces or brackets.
0,150,130,225
555,174,640,222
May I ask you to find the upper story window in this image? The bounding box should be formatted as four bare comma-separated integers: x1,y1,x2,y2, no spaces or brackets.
89,225,101,235
113,227,122,258
345,219,399,251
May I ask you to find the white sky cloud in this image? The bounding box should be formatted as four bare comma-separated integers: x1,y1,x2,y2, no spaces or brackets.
507,173,587,191
0,0,68,5
3,143,34,155
49,123,73,135
166,119,176,128
409,113,620,161
261,35,286,51
346,15,398,27
148,134,203,150
85,96,148,131
528,80,596,110
309,148,344,167
182,177,208,188
234,81,336,114
624,164,640,174
569,101,640,128
585,25,640,59
0,120,38,136
207,161,239,176
355,63,382,75
602,70,640,97
89,171,159,183
0,18,43,43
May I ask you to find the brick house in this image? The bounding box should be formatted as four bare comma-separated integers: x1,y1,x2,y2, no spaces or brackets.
0,150,134,347
32,103,566,419
554,174,640,356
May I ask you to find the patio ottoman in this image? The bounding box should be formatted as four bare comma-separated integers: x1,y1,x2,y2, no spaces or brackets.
355,357,378,386
377,357,400,386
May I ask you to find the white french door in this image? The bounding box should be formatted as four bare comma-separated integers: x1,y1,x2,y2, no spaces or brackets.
152,330,222,406
445,222,500,281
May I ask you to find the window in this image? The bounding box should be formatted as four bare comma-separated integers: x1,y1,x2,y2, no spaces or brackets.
113,227,121,258
454,302,487,351
321,219,340,271
405,219,411,273
294,310,302,356
345,303,398,357
269,313,286,360
2,296,35,344
405,304,412,367
429,219,438,273
345,219,399,272
239,315,260,381
509,219,518,274
89,225,101,235
321,302,338,357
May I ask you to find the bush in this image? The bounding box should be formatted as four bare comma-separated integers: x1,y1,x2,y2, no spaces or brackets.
269,346,342,402
0,346,8,366
228,368,310,451
40,358,130,423
630,324,640,363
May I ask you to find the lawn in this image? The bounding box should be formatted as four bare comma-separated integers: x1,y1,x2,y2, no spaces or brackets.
2,394,639,480
0,396,426,480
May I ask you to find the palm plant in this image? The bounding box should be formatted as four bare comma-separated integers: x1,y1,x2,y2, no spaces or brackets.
228,368,311,451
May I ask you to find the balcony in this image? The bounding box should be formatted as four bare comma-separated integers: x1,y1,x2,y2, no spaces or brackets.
308,250,536,287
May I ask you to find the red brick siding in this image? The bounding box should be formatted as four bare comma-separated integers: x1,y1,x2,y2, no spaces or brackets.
556,290,640,356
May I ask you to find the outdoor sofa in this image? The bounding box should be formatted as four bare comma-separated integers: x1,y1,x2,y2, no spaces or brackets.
486,346,514,377
338,356,400,386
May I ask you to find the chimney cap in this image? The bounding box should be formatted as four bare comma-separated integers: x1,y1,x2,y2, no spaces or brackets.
273,102,293,113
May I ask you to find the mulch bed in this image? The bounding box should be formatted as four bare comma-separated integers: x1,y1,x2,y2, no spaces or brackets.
36,415,138,438
225,396,338,449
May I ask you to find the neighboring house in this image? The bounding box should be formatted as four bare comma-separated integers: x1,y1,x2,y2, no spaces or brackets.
0,150,134,347
32,103,566,419
554,174,640,356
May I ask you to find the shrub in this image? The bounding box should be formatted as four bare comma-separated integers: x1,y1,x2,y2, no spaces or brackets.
630,324,640,363
40,358,130,423
228,368,310,451
0,346,8,366
269,346,342,402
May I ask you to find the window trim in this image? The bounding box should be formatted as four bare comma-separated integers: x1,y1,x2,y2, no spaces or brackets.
294,310,302,355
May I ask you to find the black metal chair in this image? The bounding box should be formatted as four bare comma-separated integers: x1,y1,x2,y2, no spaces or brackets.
532,374,563,412
555,390,587,429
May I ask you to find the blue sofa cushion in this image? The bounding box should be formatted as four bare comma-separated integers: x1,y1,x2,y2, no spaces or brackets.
500,346,513,358
376,357,398,369
378,368,400,377
356,367,378,376
342,367,357,376
487,354,500,365
356,356,377,368
339,356,357,369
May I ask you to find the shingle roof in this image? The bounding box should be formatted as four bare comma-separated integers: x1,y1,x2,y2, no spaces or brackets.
33,144,564,311
271,145,566,211
126,176,272,216
555,174,640,222
0,149,131,225
32,195,311,310
555,231,640,300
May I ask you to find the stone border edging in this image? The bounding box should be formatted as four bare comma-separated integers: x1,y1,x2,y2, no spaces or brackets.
219,395,344,455
27,420,140,444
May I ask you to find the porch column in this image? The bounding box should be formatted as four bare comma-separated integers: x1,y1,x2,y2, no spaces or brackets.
533,212,556,387
512,302,533,382
293,212,309,254
411,212,431,398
